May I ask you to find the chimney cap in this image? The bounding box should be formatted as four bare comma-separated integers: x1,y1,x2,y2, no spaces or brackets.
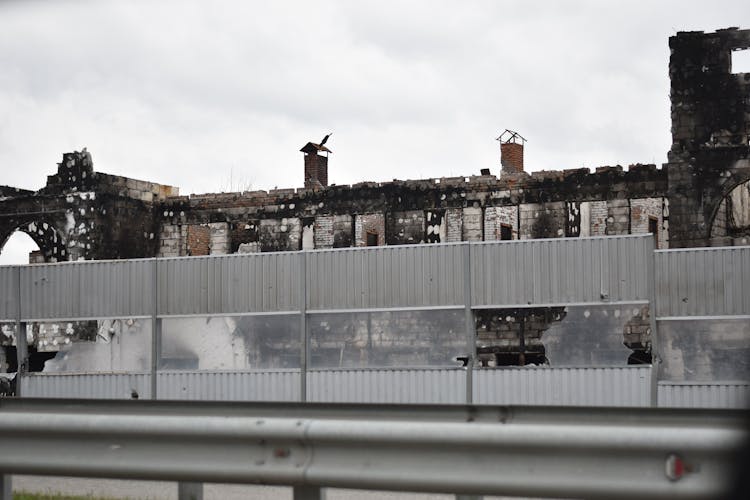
300,142,332,154
496,129,527,145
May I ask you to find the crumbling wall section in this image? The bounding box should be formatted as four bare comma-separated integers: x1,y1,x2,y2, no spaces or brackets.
355,214,385,247
667,28,750,247
386,210,423,245
462,207,483,241
260,217,301,252
520,202,566,239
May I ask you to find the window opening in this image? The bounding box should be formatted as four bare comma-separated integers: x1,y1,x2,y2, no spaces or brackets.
500,224,513,241
731,48,750,74
648,217,659,247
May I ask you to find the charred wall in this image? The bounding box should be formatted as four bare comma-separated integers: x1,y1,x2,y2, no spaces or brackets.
667,28,750,247
156,164,668,257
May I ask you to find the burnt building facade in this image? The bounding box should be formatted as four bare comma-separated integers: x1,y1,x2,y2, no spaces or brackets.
3,29,749,265
1,29,749,370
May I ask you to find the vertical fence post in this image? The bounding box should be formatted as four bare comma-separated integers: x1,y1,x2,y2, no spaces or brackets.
14,266,27,397
460,245,480,500
648,237,660,407
299,251,307,402
463,243,474,404
151,258,160,400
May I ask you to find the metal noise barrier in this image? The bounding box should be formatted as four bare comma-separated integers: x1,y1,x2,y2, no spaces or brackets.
0,400,746,500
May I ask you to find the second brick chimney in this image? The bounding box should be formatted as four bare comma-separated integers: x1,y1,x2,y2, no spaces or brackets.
496,130,526,175
300,140,331,189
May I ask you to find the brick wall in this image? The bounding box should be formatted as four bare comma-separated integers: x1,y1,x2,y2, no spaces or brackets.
484,206,518,240
444,208,463,242
631,197,665,248
208,222,230,254
187,224,210,256
606,199,630,235
355,213,386,246
313,215,334,249
462,207,483,241
158,223,186,257
586,201,608,236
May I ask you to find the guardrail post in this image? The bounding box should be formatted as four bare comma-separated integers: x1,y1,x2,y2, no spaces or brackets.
0,474,11,500
177,481,203,500
463,243,474,404
299,251,307,402
293,485,325,500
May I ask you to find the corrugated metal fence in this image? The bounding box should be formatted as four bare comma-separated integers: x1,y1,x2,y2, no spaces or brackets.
654,245,750,408
1,235,653,321
4,236,749,408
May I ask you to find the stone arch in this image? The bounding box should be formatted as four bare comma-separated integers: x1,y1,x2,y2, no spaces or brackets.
707,165,750,241
0,219,67,263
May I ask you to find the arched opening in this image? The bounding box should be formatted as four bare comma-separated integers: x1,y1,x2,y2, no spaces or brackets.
0,220,66,264
0,230,42,265
1,228,64,379
710,179,750,244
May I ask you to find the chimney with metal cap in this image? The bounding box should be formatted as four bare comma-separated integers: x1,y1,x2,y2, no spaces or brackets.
300,134,332,189
496,130,526,175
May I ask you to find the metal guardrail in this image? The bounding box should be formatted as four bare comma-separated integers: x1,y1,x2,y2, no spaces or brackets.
0,399,747,500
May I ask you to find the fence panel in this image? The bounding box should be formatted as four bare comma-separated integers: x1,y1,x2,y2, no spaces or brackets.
472,366,652,406
655,246,750,317
157,253,300,316
0,266,18,321
156,369,301,401
20,372,151,399
306,244,465,311
657,382,750,409
306,368,466,404
19,260,154,320
471,235,652,307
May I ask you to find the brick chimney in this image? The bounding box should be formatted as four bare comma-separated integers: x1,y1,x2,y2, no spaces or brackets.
300,140,331,189
496,130,526,175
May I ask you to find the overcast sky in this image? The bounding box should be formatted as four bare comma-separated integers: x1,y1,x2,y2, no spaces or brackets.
1,0,749,263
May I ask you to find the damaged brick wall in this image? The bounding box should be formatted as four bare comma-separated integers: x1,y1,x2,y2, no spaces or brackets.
4,30,749,264
667,28,750,247
1,150,178,262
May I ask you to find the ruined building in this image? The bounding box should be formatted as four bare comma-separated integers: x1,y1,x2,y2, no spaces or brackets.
1,28,749,371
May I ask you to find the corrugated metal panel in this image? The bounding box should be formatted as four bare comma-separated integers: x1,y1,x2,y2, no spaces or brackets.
655,246,750,317
156,369,301,401
471,235,652,306
306,368,466,404
472,366,652,407
157,253,300,316
306,244,465,310
0,266,19,321
19,260,154,320
657,382,750,409
20,372,151,399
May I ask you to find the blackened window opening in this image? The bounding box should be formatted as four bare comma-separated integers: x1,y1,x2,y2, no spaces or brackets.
500,224,512,240
648,217,658,247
